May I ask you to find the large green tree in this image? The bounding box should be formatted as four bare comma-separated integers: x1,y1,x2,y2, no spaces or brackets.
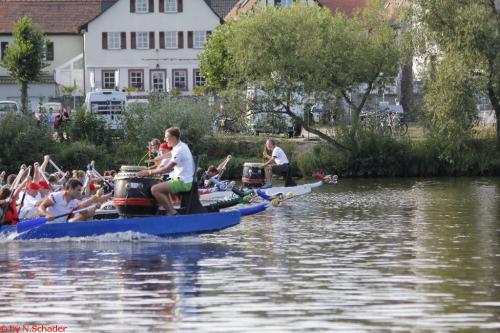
1,16,48,112
199,1,401,149
413,0,500,143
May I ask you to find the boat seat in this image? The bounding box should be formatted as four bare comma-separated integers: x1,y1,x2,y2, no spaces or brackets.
177,181,208,215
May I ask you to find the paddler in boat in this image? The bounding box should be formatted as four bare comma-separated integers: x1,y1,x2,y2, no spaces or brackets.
37,178,112,223
201,165,219,188
136,127,194,216
0,166,30,226
260,138,295,188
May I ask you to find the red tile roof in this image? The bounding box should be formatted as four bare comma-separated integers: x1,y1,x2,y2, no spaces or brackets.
317,0,368,17
225,0,370,21
0,0,104,34
224,0,258,20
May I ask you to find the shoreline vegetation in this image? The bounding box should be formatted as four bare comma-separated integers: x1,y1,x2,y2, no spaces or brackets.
0,98,498,179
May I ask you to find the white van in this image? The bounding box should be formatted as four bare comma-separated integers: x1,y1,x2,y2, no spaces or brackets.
85,91,127,129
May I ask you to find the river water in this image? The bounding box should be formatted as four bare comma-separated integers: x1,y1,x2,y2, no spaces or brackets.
0,178,499,332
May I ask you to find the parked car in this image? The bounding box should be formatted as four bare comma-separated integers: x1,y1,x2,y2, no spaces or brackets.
126,98,149,110
42,102,63,113
0,100,20,114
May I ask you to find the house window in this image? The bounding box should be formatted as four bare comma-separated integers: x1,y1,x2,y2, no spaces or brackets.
102,70,116,89
45,41,54,61
1,42,8,60
193,31,206,49
107,32,121,49
193,69,205,87
165,0,177,12
136,32,149,49
173,69,187,91
136,0,148,13
165,31,177,49
129,70,144,90
151,70,166,92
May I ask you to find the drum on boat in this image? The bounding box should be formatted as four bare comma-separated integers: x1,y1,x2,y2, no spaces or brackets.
242,162,265,186
113,165,163,216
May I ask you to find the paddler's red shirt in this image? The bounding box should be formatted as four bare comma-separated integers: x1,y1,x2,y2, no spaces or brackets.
1,201,19,225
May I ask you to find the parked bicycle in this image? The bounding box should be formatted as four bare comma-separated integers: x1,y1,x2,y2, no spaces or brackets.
360,109,408,136
384,111,408,136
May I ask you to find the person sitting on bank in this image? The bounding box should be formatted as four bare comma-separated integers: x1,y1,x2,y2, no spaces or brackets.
261,139,293,187
137,127,194,216
37,178,111,223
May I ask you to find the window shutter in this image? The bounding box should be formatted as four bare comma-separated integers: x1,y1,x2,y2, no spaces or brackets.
159,32,165,49
102,32,108,49
131,32,136,49
149,0,154,12
46,41,54,61
178,31,184,48
187,31,193,48
149,31,155,49
159,0,164,12
121,32,126,49
177,0,183,12
130,0,136,12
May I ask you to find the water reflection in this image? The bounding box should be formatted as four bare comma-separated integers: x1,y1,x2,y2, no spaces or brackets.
0,178,499,332
0,240,235,332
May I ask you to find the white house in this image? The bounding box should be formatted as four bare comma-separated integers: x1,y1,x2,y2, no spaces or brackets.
0,0,105,110
82,0,235,95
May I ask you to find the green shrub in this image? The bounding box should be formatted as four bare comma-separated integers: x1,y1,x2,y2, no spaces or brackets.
65,108,113,146
123,96,216,155
0,113,55,172
53,141,101,171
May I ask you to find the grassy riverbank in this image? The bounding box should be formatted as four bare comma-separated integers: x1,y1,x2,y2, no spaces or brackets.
1,106,498,178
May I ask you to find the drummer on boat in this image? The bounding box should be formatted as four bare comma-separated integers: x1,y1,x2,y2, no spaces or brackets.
261,139,295,187
137,127,194,216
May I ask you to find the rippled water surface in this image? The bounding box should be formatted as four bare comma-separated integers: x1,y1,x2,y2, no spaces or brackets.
1,178,499,332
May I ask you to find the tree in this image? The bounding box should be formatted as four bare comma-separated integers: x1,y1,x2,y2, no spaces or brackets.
413,0,500,143
422,53,486,160
1,17,48,113
199,1,401,149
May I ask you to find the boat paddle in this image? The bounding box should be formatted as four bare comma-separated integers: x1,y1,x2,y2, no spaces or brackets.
255,189,295,207
16,204,98,233
48,158,65,176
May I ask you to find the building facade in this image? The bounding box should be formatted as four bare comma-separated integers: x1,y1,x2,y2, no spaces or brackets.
0,0,104,109
82,0,229,95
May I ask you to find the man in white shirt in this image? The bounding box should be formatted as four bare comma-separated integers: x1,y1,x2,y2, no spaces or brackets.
137,127,195,216
261,138,294,187
18,182,43,220
38,178,111,223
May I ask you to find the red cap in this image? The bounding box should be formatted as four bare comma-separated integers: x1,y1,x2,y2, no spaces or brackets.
38,180,51,190
27,182,40,190
159,143,171,150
